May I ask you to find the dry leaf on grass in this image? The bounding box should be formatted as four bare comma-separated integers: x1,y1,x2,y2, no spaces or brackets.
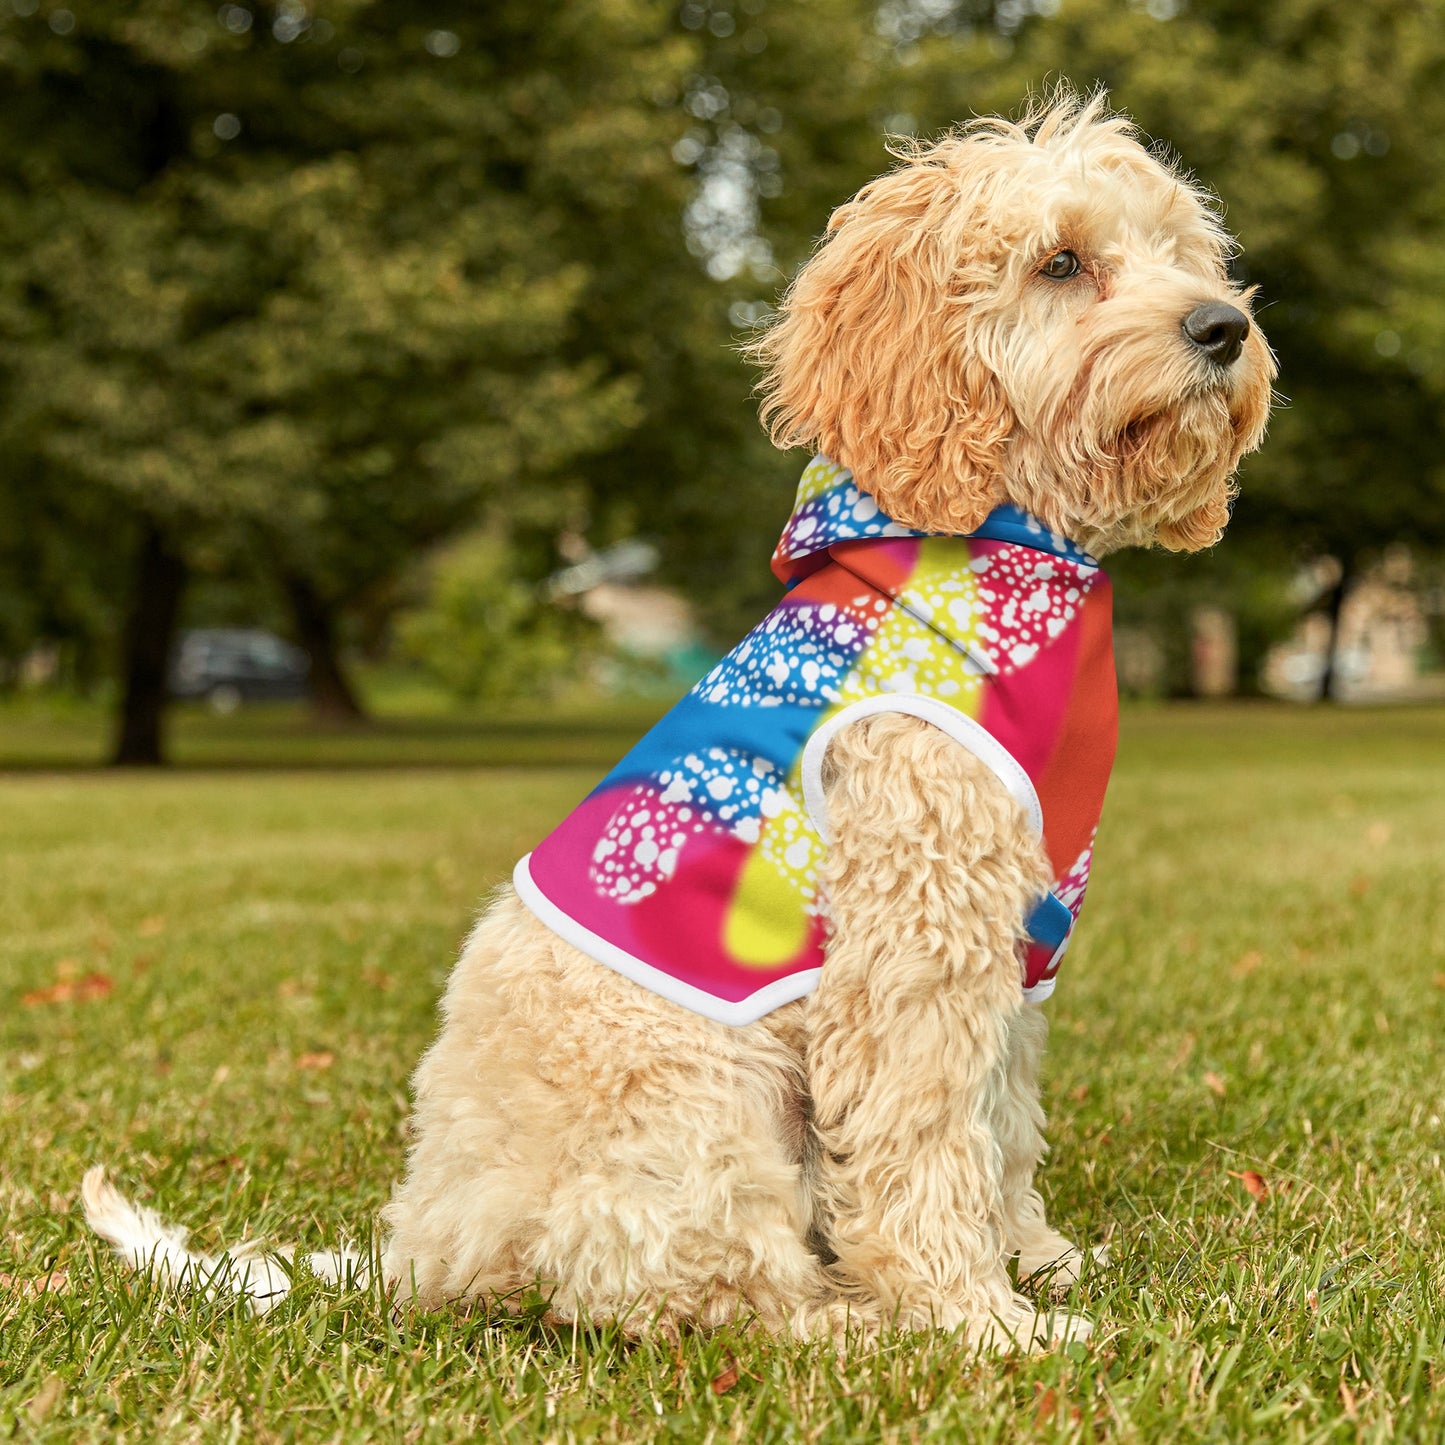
138,915,167,937
27,1375,65,1424
1231,950,1263,977
1034,1386,1058,1425
710,1359,739,1396
21,972,114,1007
1033,1385,1082,1428
0,1267,70,1299
1228,1169,1269,1201
1339,1380,1358,1419
1203,1071,1227,1098
295,1051,335,1071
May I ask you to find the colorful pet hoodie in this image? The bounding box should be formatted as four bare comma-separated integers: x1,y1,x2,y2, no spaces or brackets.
515,456,1119,1025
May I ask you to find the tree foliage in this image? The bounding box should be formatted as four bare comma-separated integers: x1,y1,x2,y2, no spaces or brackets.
1,0,1442,739
0,1,694,751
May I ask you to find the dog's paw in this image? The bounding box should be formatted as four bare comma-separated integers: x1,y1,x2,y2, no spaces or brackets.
970,1296,1093,1353
1017,1238,1110,1294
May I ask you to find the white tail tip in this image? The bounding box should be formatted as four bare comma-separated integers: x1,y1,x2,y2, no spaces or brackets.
81,1166,368,1314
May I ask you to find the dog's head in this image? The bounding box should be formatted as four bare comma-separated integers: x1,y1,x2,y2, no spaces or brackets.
752,91,1275,555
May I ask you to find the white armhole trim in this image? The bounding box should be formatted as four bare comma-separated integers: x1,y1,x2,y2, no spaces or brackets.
799,693,1044,843
511,853,822,1027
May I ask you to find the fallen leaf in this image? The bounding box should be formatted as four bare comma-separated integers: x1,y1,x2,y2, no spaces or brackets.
138,916,167,937
1364,822,1392,848
1070,1084,1089,1102
0,1267,69,1299
22,983,69,1007
27,1374,64,1423
1433,973,1445,991
1203,1071,1227,1098
711,1359,739,1395
1228,1169,1269,1201
295,1051,334,1071
362,968,394,992
1348,876,1372,900
21,973,113,1007
1231,950,1263,977
1339,1379,1358,1419
1034,1385,1058,1426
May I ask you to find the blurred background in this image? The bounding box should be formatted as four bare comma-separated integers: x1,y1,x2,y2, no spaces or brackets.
2,0,1443,767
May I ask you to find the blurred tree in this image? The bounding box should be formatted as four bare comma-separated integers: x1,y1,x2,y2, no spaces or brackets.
0,0,682,758
396,529,592,703
549,0,889,641
6,0,1443,743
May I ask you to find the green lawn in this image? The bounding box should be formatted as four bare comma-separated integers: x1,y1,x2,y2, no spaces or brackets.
2,703,1442,1442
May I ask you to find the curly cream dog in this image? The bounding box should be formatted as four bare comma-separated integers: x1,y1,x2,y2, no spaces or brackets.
86,92,1273,1350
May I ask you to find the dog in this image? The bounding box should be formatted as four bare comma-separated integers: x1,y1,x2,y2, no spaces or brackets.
85,90,1273,1351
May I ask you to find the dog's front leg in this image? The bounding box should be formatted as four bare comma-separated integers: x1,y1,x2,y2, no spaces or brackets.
994,1003,1095,1290
807,712,1089,1350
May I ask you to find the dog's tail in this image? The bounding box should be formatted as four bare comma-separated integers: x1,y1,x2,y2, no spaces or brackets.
81,1166,368,1315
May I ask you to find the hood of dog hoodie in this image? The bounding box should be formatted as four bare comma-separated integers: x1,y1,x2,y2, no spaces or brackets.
514,455,1119,1026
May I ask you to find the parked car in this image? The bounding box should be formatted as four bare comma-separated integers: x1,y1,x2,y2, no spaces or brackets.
169,629,310,712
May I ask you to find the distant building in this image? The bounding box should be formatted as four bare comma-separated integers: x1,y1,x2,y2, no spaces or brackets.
547,539,717,690
1262,550,1440,701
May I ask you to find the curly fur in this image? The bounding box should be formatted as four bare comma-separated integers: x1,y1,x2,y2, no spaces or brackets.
85,88,1272,1353
749,91,1273,554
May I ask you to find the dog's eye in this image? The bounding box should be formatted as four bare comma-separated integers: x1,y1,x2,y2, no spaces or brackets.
1040,250,1081,280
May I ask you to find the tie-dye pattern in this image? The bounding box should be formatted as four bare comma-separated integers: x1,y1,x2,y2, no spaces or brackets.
515,457,1118,1024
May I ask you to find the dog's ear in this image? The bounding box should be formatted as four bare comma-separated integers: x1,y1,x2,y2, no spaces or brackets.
749,147,1013,533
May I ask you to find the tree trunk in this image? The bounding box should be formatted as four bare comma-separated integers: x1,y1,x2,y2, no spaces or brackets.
112,523,187,766
1317,555,1355,703
283,572,366,723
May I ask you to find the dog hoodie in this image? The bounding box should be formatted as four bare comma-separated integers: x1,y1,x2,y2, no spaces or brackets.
515,455,1119,1025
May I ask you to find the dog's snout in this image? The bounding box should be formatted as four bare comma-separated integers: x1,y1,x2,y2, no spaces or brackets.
1182,302,1250,367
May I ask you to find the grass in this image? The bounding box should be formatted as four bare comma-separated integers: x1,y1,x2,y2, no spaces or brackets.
0,683,672,771
1,701,1443,1442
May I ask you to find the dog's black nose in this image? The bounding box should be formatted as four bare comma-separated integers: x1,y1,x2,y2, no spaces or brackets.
1182,302,1250,367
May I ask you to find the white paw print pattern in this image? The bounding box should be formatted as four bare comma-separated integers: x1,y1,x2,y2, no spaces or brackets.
753,781,826,912
952,547,1099,674
774,468,917,566
1053,832,1096,916
692,597,881,708
835,591,989,705
590,748,790,903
